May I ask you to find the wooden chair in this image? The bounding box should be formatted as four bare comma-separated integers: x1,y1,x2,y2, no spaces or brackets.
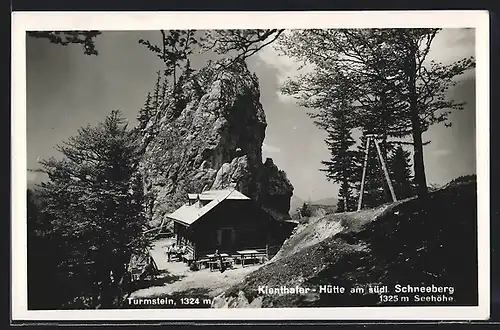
232,254,242,265
208,260,219,271
184,253,195,265
196,258,210,269
130,269,142,282
224,257,235,269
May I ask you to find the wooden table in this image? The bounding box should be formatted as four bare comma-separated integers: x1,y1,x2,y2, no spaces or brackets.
206,253,230,271
236,250,259,267
206,253,229,259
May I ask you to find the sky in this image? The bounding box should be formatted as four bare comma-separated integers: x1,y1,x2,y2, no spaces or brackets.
26,29,476,201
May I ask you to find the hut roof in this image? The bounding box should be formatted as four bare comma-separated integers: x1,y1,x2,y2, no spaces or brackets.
187,189,249,201
168,189,250,226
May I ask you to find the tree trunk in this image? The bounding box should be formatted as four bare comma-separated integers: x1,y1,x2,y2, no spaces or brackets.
411,121,428,197
408,52,429,198
342,177,350,212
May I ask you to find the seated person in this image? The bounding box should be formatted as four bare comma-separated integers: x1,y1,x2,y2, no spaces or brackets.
178,245,187,261
213,249,226,273
167,243,177,262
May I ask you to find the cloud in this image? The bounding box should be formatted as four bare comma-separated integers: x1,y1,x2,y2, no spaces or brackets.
257,46,297,84
262,143,281,153
256,45,308,104
427,28,475,64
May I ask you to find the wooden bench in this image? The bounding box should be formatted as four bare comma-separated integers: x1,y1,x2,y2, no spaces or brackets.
224,257,235,269
184,254,195,265
208,258,234,271
255,253,268,263
236,250,261,267
233,253,268,266
196,258,210,269
130,269,142,282
207,260,218,271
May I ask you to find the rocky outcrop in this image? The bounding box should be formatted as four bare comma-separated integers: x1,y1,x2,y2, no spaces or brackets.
139,60,293,227
212,290,263,308
210,156,293,216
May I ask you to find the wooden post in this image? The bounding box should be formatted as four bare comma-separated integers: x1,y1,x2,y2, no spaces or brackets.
193,242,196,261
373,139,397,202
357,137,371,211
176,224,180,245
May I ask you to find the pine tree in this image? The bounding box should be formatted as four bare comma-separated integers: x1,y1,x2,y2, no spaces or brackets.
139,30,198,93
319,111,359,212
35,110,148,308
160,69,170,103
352,82,399,209
137,92,153,131
283,67,363,213
140,31,200,125
387,145,414,199
337,180,355,213
356,134,389,209
300,202,312,217
151,71,162,112
137,71,169,141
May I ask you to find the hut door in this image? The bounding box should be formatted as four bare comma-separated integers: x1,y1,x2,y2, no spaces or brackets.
220,228,234,252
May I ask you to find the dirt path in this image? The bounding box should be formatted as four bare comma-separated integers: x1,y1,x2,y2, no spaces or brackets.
148,237,173,270
130,238,263,300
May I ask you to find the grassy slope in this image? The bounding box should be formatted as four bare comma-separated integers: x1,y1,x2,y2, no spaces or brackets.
224,180,478,307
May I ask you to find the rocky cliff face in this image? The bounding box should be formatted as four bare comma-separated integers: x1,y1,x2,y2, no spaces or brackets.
139,60,294,227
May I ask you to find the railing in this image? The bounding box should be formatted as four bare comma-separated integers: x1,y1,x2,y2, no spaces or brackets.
182,244,195,261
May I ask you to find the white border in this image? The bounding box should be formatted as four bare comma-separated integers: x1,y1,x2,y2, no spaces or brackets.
11,10,490,321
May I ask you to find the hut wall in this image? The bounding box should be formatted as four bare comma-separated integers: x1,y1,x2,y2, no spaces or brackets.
191,200,274,254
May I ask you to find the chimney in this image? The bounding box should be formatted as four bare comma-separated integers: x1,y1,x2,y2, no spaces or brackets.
195,194,201,208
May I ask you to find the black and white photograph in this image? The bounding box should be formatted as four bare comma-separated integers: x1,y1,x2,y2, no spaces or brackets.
12,11,489,321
